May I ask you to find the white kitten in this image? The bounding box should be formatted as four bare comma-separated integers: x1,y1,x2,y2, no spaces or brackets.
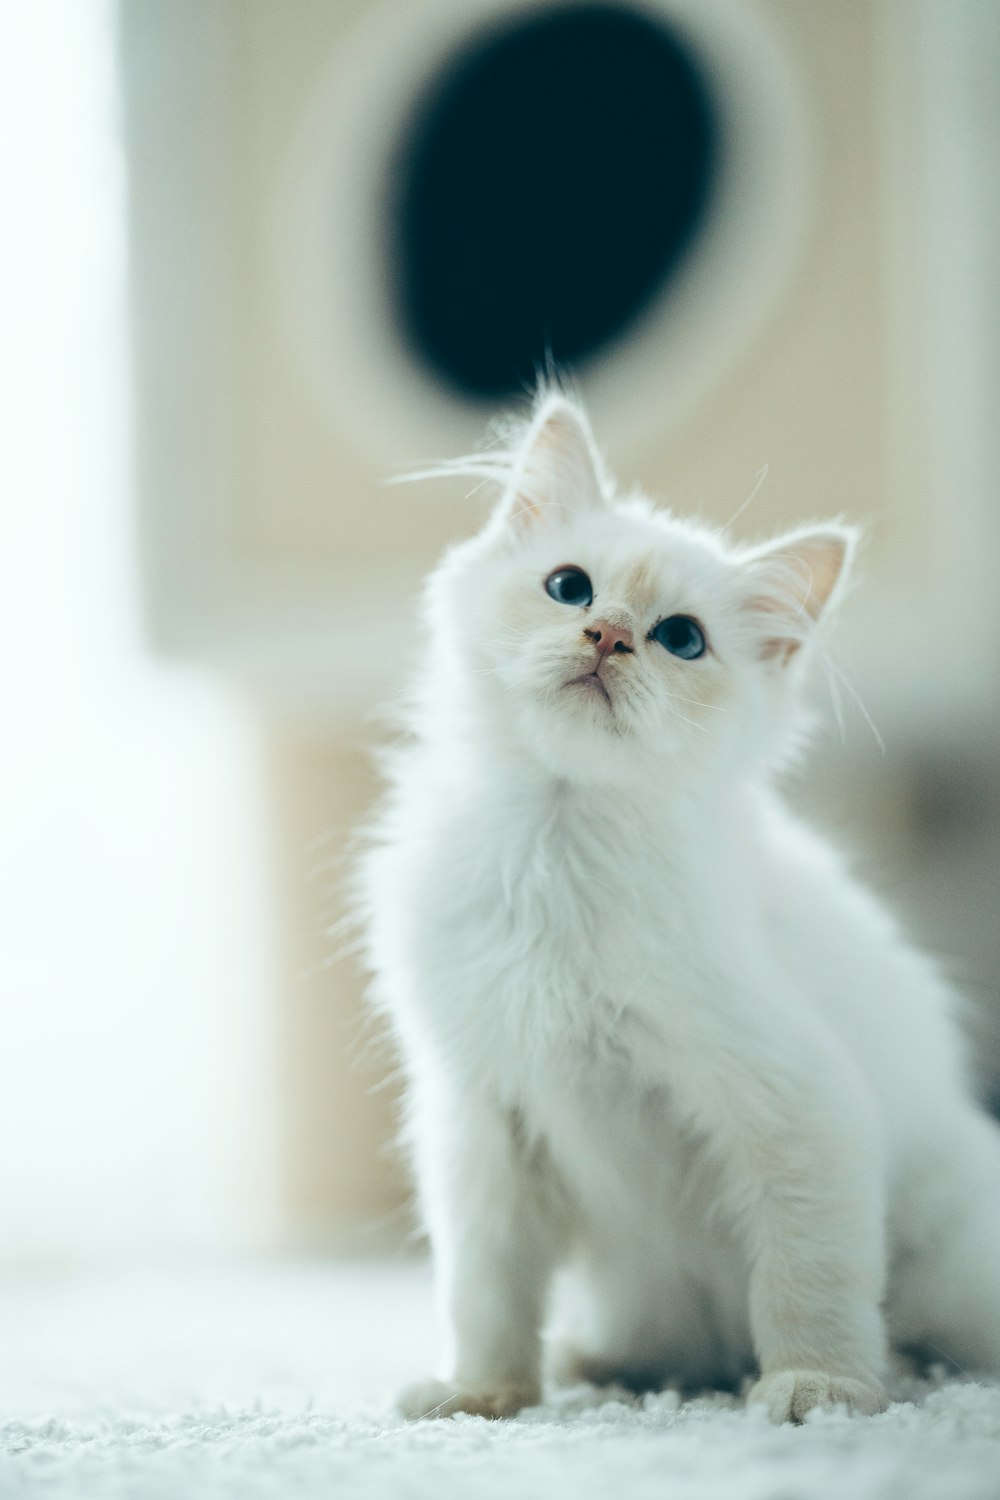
360,392,1000,1424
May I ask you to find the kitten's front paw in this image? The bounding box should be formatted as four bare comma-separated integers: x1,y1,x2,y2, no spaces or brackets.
748,1369,887,1424
398,1376,540,1421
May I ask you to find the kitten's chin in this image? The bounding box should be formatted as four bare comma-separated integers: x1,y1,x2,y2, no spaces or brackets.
517,688,650,785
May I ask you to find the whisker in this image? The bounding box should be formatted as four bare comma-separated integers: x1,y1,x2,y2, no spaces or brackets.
470,663,512,678
825,655,885,755
823,653,847,744
723,462,770,532
473,617,531,642
666,691,727,714
666,699,708,733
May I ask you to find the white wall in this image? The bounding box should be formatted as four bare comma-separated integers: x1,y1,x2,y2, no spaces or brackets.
0,0,277,1263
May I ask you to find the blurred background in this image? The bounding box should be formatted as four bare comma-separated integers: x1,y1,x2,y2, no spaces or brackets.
2,0,998,1269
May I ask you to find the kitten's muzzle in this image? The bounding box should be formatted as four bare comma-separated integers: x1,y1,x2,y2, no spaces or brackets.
563,617,635,706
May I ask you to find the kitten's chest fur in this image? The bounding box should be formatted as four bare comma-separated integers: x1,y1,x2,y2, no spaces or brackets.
403,769,726,1100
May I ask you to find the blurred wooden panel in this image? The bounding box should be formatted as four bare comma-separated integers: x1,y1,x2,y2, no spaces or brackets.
264,723,410,1250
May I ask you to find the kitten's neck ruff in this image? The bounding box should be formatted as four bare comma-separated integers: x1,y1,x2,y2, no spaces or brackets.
417,690,760,858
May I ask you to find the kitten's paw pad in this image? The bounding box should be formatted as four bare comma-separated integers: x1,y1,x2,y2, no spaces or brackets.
397,1377,539,1420
748,1369,887,1424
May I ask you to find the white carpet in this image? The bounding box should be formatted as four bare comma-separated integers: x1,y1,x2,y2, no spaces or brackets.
3,1260,999,1500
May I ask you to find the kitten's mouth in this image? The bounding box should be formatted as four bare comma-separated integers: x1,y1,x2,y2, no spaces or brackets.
567,670,612,706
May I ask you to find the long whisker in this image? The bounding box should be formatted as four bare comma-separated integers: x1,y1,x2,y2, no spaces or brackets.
665,691,727,714
723,462,770,532
473,616,531,642
665,697,708,733
823,653,847,744
825,655,886,755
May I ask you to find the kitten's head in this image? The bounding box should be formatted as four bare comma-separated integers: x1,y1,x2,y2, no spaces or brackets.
422,393,855,786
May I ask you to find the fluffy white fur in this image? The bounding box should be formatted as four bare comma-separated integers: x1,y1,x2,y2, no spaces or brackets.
360,392,1000,1425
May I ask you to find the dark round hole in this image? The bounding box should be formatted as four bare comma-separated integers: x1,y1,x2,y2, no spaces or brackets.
387,4,719,400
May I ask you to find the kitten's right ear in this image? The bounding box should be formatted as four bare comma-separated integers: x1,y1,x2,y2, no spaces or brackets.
739,524,858,665
502,395,607,534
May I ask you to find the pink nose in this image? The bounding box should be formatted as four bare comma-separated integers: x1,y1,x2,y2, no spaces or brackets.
584,619,635,657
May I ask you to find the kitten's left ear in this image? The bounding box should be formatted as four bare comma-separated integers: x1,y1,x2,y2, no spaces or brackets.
504,394,606,533
740,524,858,665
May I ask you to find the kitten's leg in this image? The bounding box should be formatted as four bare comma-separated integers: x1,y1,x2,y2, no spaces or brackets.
890,1107,1000,1374
399,1087,565,1420
670,1013,889,1423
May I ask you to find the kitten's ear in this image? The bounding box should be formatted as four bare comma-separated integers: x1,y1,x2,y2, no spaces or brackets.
740,524,857,665
503,395,606,533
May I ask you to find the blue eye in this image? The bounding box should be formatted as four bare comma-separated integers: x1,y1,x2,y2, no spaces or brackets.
545,566,593,607
650,614,706,660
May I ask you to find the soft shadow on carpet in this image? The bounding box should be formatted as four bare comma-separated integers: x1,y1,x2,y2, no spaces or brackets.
2,1260,999,1500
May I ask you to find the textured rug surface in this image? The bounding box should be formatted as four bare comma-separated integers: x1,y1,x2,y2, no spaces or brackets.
2,1260,999,1500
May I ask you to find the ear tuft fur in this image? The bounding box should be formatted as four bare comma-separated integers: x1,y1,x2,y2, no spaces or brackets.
506,392,605,530
741,524,858,665
389,387,609,536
